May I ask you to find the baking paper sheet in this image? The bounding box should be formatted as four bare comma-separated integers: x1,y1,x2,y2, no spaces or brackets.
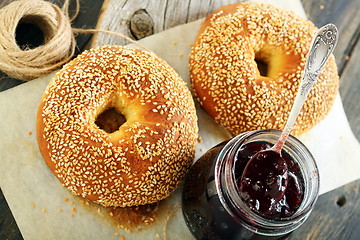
1,1,359,239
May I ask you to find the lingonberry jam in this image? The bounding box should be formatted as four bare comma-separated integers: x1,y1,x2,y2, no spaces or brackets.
182,130,319,240
235,142,303,219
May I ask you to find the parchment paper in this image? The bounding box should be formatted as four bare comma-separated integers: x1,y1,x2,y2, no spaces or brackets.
1,1,359,239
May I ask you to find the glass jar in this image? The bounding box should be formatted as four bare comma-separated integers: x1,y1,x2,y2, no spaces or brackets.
182,129,319,240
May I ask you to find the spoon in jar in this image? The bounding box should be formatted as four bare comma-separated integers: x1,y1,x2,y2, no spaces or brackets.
239,24,339,214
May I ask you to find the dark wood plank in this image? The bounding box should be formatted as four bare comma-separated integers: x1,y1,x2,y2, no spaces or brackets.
340,38,360,142
301,0,360,74
290,179,360,240
0,189,23,240
301,0,360,141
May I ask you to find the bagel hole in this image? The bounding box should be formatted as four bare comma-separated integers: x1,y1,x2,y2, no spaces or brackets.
95,107,127,133
15,16,50,50
255,58,269,77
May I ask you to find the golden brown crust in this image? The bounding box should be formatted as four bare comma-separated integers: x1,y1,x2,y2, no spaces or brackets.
37,46,198,207
190,2,339,136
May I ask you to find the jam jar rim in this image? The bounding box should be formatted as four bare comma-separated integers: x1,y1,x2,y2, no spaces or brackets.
214,129,320,236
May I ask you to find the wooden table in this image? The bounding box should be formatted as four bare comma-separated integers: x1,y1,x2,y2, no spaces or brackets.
1,0,359,239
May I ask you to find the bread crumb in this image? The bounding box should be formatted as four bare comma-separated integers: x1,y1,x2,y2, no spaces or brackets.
70,213,74,217
319,4,324,9
179,53,184,57
28,131,32,136
197,136,203,143
172,41,177,45
345,55,350,61
114,232,119,236
121,236,125,240
31,203,36,208
69,201,74,205
71,207,77,213
97,207,101,213
42,208,46,213
189,43,194,47
109,211,114,217
85,201,90,206
199,148,204,152
156,233,160,238
58,209,63,212
64,198,69,202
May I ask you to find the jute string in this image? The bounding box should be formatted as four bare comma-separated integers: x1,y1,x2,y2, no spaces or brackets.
0,0,149,81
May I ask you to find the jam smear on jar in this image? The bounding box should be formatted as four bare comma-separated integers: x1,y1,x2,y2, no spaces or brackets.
235,142,304,219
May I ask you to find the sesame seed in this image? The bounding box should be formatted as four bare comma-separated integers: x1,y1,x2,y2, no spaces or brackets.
189,2,338,137
38,45,198,208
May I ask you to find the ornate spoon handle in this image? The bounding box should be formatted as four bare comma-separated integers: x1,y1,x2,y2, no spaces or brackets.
273,23,339,153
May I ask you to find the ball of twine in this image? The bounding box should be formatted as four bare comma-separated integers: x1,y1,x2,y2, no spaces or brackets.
0,0,77,81
0,0,150,81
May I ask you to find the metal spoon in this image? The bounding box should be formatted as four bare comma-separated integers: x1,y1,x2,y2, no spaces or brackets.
239,24,339,212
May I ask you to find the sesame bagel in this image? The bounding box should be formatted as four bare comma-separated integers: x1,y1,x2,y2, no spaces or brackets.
190,2,339,136
37,45,198,207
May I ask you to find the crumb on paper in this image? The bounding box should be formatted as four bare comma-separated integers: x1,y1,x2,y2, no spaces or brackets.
69,201,74,205
58,209,63,212
179,53,184,57
70,213,75,217
121,236,125,240
71,207,77,213
319,4,324,9
156,233,161,238
172,41,177,45
345,55,350,61
189,43,194,47
114,232,119,236
85,201,90,206
109,211,114,217
198,136,203,143
42,208,46,213
28,131,32,136
97,207,101,213
64,198,69,202
199,148,204,152
31,203,36,208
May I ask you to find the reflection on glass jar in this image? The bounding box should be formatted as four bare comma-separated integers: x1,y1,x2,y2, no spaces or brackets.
182,129,319,240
